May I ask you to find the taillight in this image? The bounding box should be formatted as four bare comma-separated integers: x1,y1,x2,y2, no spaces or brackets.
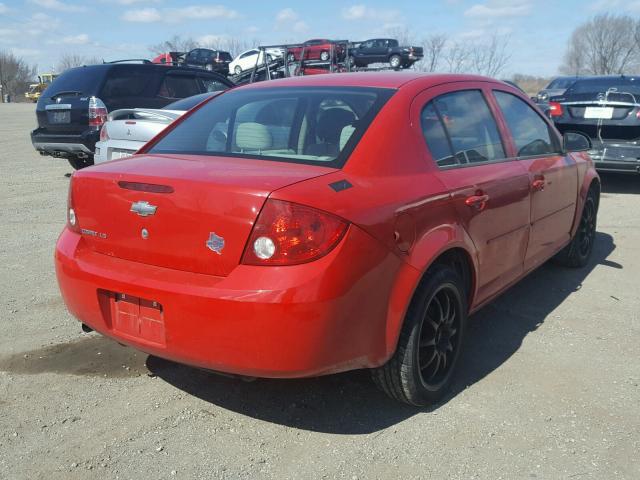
67,177,81,233
88,96,108,127
99,123,109,142
548,101,563,117
241,199,349,266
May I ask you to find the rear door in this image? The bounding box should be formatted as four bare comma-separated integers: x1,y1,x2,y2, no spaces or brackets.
491,89,578,271
370,40,388,62
416,84,531,304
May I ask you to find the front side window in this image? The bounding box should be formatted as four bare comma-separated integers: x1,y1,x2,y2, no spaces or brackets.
421,90,505,167
494,91,558,157
199,77,228,93
148,87,394,167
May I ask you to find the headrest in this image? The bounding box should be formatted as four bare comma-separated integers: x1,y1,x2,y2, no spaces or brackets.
339,124,356,150
317,108,357,142
236,122,272,151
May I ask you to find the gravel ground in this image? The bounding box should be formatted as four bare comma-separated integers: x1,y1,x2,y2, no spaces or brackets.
0,102,639,480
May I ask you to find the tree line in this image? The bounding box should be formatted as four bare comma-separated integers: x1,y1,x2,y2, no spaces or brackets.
2,13,640,101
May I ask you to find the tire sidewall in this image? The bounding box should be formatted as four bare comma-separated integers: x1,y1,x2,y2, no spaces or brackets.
405,267,468,404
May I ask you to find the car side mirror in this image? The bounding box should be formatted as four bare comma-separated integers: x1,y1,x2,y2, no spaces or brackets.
563,132,591,152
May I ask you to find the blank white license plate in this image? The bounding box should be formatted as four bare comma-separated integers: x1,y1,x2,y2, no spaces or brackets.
110,149,135,160
584,107,614,119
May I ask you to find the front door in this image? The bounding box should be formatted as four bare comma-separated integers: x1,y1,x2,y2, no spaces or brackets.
415,84,532,304
491,89,578,271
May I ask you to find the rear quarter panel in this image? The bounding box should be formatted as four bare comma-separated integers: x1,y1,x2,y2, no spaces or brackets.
271,83,480,360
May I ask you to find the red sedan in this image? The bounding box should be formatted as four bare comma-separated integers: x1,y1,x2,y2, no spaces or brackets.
286,39,345,62
56,73,600,406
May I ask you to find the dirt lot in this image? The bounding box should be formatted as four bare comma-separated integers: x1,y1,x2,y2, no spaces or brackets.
0,102,639,480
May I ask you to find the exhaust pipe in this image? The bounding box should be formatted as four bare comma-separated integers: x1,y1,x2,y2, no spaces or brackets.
81,323,94,333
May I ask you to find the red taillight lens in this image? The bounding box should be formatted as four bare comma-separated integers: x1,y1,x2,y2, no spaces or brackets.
99,123,109,142
67,177,81,233
548,101,563,117
88,96,108,127
241,199,349,266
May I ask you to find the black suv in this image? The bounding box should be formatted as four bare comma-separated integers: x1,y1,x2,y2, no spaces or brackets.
31,63,233,169
183,48,232,75
549,75,640,174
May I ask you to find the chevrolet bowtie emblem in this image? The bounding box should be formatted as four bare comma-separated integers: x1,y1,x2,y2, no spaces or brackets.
130,201,157,217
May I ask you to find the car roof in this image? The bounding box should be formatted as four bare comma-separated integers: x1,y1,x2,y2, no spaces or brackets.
241,72,502,90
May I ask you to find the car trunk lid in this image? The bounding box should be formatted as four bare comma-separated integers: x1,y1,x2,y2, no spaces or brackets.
72,154,337,276
105,109,181,142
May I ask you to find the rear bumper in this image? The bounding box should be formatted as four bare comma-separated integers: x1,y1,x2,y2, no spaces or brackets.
588,142,640,174
55,226,404,378
94,140,144,164
31,128,99,158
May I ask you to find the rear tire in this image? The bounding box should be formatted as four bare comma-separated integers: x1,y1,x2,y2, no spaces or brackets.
372,265,468,406
320,50,330,62
67,156,94,170
234,65,242,75
389,54,402,69
554,189,598,268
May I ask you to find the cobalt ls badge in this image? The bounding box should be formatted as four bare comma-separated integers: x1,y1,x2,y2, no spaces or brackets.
206,232,224,255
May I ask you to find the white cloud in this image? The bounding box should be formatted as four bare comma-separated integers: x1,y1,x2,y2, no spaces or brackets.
0,3,9,14
341,4,401,21
274,8,308,33
61,33,90,45
10,48,40,57
122,4,238,23
122,7,162,22
28,0,86,12
197,34,227,45
464,0,531,18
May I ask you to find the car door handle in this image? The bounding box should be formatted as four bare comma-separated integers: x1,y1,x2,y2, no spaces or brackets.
465,194,490,211
532,179,546,191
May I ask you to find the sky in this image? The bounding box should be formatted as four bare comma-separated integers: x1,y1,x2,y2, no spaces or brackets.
1,0,640,77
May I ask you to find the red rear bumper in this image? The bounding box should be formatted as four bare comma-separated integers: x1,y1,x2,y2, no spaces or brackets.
55,226,403,377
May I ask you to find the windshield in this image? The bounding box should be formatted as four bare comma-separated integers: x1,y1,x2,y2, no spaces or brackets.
566,77,640,95
148,87,394,167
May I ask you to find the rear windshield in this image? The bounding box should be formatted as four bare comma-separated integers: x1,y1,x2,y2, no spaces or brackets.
148,87,394,167
42,66,106,97
566,77,640,95
218,52,232,61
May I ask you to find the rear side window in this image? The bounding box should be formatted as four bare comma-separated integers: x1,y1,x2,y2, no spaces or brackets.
421,90,505,167
157,74,201,99
148,87,394,167
101,68,158,98
494,91,558,157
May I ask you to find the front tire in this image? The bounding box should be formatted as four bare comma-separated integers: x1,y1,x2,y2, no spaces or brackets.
67,156,94,170
372,265,468,406
554,189,598,267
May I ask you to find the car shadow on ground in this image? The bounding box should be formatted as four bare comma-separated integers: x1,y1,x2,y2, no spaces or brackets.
599,172,640,194
146,231,618,434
